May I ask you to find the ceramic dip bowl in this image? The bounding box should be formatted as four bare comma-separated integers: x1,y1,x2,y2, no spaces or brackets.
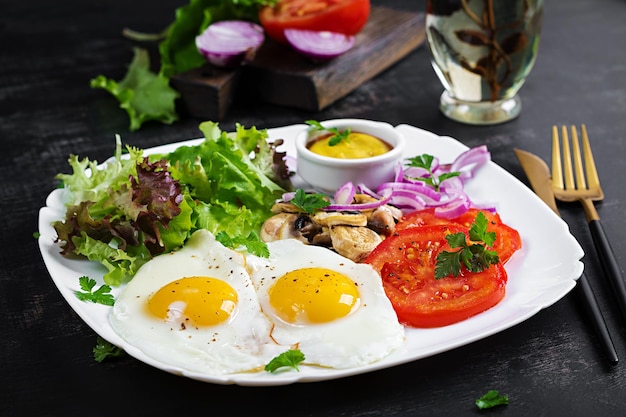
295,119,406,194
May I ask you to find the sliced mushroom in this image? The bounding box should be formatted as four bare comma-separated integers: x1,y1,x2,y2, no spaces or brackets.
353,193,380,204
311,211,368,227
260,212,325,244
310,227,332,247
260,213,300,242
329,225,383,263
270,201,301,214
368,205,403,235
294,214,324,242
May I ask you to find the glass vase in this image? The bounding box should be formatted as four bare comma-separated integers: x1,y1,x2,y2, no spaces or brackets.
426,0,544,125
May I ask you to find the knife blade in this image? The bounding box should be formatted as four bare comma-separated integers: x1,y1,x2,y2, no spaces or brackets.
514,148,618,365
514,148,560,214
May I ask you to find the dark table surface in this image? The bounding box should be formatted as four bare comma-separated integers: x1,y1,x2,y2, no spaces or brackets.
2,0,626,416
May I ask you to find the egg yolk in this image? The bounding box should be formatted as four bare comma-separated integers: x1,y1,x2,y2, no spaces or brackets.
269,268,360,325
147,276,238,327
307,132,392,159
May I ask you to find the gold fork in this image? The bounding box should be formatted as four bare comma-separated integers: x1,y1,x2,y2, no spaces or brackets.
552,124,626,321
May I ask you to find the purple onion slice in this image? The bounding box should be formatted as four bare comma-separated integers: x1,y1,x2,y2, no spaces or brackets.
284,29,355,61
319,145,494,219
195,20,265,68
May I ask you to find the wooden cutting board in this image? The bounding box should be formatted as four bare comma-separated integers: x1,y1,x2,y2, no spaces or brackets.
171,7,425,120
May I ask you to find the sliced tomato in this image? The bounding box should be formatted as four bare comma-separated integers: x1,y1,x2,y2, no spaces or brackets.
396,208,502,229
396,208,522,264
258,0,371,44
365,224,509,328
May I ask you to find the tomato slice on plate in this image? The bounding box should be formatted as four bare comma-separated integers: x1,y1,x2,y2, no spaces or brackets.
258,0,371,44
396,208,522,264
365,223,510,328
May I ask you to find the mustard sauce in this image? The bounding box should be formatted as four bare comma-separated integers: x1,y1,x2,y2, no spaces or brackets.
307,132,392,159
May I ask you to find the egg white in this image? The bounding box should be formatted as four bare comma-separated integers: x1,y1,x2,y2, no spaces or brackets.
246,238,406,369
109,230,284,375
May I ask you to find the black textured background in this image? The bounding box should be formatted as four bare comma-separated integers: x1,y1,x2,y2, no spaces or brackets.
1,1,625,416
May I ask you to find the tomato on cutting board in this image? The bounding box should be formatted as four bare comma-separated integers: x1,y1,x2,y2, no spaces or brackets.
365,211,521,328
258,0,371,44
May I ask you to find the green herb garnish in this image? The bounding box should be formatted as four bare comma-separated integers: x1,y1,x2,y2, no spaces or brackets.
290,188,330,214
215,230,269,258
74,276,115,306
306,120,351,146
93,337,125,363
406,154,461,190
434,212,499,279
475,390,509,409
265,349,305,373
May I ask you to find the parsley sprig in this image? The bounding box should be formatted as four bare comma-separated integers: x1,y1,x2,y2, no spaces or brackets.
306,120,351,146
475,390,509,409
290,188,330,214
434,212,499,279
74,276,115,306
93,337,125,363
215,230,270,258
265,349,306,373
406,154,461,191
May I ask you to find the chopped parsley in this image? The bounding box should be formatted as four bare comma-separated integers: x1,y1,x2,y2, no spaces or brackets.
290,189,330,214
306,120,351,146
434,212,499,279
475,390,509,409
405,154,461,190
74,276,115,306
93,337,125,363
265,349,305,373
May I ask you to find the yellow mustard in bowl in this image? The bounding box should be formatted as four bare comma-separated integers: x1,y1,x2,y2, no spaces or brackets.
307,132,392,159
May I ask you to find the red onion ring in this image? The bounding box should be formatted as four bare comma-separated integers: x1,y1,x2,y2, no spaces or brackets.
319,145,494,219
334,182,357,205
284,29,355,61
281,191,296,202
376,181,441,202
196,20,264,68
325,193,392,211
434,193,471,219
449,145,490,179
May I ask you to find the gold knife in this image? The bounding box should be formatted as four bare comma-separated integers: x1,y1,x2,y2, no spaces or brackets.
514,148,618,365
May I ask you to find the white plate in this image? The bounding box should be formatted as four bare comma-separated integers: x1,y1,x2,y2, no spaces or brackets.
38,123,584,386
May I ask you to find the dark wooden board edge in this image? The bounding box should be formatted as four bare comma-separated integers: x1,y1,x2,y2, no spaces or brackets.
170,66,241,121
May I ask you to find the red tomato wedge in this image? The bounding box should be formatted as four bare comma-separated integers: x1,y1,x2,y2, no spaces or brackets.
258,0,371,44
366,210,522,328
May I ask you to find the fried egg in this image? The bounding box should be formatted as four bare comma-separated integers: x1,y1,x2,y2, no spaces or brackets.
246,238,405,369
109,230,284,375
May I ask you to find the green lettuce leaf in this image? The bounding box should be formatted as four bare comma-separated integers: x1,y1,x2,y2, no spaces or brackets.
53,121,290,285
57,135,143,206
90,48,179,131
165,121,290,247
72,232,151,287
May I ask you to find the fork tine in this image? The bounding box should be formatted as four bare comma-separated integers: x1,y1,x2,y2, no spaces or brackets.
551,126,564,190
561,126,576,190
570,125,587,189
581,124,601,191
